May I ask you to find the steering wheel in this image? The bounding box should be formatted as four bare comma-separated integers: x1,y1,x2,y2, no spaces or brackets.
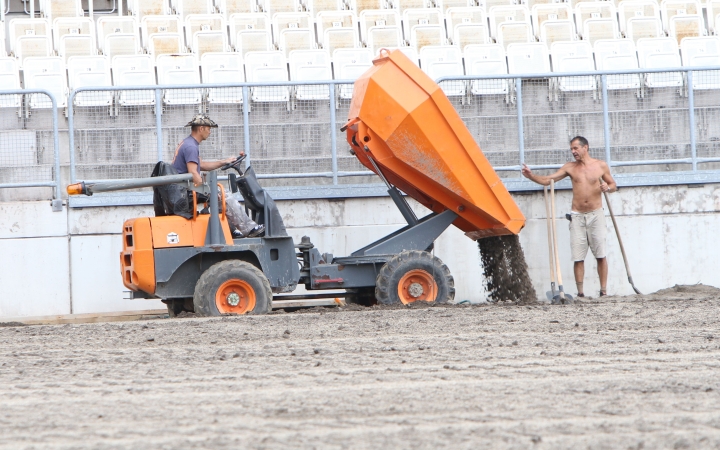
220,154,246,171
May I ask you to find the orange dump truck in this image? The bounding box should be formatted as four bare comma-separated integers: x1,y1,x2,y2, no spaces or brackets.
344,48,525,239
68,48,526,315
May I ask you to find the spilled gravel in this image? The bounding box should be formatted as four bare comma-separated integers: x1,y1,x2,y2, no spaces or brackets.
1,285,720,449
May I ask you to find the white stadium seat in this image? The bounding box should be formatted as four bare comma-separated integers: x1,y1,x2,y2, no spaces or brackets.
550,41,596,91
192,31,229,57
229,13,271,48
626,17,663,44
141,15,182,49
42,0,83,21
333,48,373,99
289,49,332,99
680,36,720,89
307,0,346,16
419,45,465,95
410,25,446,51
453,24,490,50
53,17,95,52
394,0,434,13
316,11,358,40
218,0,259,16
23,57,68,108
200,52,245,103
617,0,660,34
531,4,573,38
445,7,487,34
437,0,474,13
636,37,683,87
104,34,141,58
464,43,509,95
660,0,701,32
262,0,302,15
272,12,314,46
58,34,96,63
574,2,616,38
16,36,53,67
506,42,551,74
148,33,186,60
366,26,402,55
9,18,51,54
496,22,534,49
0,58,22,107
323,28,361,53
402,9,445,41
359,10,402,43
244,51,290,102
96,17,139,53
184,14,227,49
156,54,202,104
236,30,273,56
541,20,576,46
131,0,171,20
707,0,720,33
67,56,113,106
173,0,215,18
594,39,642,89
669,15,705,46
349,0,387,16
279,28,316,57
112,54,157,105
582,18,619,45
488,5,530,38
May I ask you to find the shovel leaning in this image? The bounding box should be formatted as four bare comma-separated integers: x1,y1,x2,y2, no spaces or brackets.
544,180,573,304
601,179,643,295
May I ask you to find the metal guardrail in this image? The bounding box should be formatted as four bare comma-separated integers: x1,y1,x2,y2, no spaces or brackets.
0,88,62,210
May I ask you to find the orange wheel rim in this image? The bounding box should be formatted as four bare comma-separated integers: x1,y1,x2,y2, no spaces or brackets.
397,269,438,304
215,279,256,314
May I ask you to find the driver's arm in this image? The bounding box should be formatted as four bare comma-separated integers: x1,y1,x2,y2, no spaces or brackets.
187,162,202,186
199,152,245,171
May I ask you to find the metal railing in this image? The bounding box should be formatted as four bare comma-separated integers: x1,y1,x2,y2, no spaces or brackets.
0,88,62,210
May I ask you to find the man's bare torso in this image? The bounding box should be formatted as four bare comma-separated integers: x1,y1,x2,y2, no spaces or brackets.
565,159,606,212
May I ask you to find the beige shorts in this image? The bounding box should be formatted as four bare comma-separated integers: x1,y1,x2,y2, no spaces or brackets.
569,208,607,261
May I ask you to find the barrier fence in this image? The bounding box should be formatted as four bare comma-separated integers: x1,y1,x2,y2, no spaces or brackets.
3,66,720,207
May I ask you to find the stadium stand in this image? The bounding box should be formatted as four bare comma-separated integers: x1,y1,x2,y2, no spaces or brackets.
437,0,474,12
626,17,663,44
445,7,487,35
323,27,361,53
58,34,96,63
393,0,435,13
218,0,259,16
229,13,271,48
707,0,720,34
173,0,216,19
574,1,616,38
184,14,227,49
316,11,358,41
42,0,83,21
541,20,577,46
410,25,447,51
488,5,530,38
333,47,373,98
263,0,304,15
272,12,314,44
148,32,186,59
359,10,402,43
680,36,720,89
617,0,660,34
582,18,619,44
236,29,273,55
279,28,316,57
453,23,491,49
366,26,403,54
668,15,704,46
402,9,445,41
350,0,389,16
660,0,701,32
130,0,171,21
141,15,183,51
496,22,534,49
307,0,346,16
531,4,573,38
9,18,51,54
53,18,95,52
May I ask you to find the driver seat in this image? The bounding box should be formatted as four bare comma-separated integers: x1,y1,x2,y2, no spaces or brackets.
232,166,288,237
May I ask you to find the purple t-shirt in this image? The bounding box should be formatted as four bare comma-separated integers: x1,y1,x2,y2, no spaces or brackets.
171,136,200,174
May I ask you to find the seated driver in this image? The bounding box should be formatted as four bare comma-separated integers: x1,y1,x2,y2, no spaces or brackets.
171,114,264,238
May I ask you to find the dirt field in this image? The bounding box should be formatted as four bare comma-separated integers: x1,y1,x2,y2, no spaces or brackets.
2,285,720,449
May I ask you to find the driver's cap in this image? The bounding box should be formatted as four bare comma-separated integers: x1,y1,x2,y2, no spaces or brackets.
186,113,218,128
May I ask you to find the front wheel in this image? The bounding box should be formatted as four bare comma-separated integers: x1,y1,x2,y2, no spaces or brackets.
375,251,455,305
193,260,272,316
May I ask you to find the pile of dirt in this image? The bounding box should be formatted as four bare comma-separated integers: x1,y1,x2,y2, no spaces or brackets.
477,235,537,304
649,284,720,299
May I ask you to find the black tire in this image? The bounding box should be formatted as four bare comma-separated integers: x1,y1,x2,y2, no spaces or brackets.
193,260,272,317
375,250,455,305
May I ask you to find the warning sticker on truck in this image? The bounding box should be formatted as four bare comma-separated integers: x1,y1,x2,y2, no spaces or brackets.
167,233,179,244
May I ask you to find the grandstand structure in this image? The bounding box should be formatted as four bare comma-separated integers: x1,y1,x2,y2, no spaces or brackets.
0,0,719,205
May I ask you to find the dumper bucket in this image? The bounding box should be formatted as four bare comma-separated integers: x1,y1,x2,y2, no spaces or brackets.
345,49,525,238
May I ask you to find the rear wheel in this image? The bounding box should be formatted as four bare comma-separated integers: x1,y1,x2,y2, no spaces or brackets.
164,298,193,317
193,260,272,316
375,251,454,305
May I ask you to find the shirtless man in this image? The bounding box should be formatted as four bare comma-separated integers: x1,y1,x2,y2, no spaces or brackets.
521,136,617,297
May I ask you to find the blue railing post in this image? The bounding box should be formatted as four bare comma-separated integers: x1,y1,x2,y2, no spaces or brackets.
155,88,163,161
515,78,525,165
329,82,338,185
687,71,697,172
601,74,612,165
68,91,76,183
243,85,251,168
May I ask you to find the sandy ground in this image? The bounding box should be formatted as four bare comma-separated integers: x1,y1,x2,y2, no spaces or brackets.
1,285,720,449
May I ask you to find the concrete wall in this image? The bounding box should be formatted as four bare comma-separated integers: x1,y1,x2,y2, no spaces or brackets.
1,183,719,318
